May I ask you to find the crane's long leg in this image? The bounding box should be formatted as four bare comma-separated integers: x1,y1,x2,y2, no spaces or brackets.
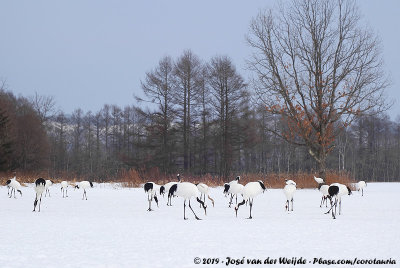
235,200,245,217
154,195,159,207
196,197,207,216
332,198,337,219
147,193,153,211
184,200,187,220
38,193,43,212
327,198,335,218
33,193,43,212
33,193,38,212
189,200,201,220
334,198,338,219
167,193,173,206
247,199,253,219
291,198,294,211
199,193,203,208
208,195,215,207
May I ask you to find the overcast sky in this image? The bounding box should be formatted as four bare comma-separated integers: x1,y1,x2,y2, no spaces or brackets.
1,0,399,118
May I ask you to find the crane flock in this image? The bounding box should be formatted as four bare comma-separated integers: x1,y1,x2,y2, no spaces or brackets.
2,174,365,219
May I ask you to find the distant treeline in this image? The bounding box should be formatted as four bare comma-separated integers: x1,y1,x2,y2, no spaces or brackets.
0,52,399,182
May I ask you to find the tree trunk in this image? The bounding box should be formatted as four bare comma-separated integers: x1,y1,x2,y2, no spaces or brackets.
183,84,188,172
318,155,327,181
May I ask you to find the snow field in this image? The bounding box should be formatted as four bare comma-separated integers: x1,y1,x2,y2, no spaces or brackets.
0,183,399,267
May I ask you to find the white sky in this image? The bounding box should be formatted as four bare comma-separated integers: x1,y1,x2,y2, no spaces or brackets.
1,0,399,118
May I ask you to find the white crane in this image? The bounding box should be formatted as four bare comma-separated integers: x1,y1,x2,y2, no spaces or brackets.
357,181,367,196
143,182,164,211
318,184,329,208
196,183,215,207
314,177,329,208
8,178,22,198
235,180,266,219
325,183,352,219
314,176,324,184
61,181,69,198
164,174,181,206
169,182,207,220
33,178,46,212
74,181,94,200
5,176,16,196
44,180,54,197
283,179,296,211
223,176,244,207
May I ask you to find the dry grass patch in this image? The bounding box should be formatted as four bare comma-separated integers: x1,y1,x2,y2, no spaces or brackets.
116,169,354,189
1,169,354,190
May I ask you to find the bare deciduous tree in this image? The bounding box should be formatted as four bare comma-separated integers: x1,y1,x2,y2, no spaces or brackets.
30,91,56,125
247,0,390,179
208,55,246,179
174,50,202,172
71,109,84,174
139,56,176,173
197,66,212,174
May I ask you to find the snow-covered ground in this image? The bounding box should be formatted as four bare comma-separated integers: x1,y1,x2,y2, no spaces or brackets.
1,183,399,267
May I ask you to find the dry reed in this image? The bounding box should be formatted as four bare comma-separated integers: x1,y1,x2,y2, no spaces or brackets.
1,169,355,189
